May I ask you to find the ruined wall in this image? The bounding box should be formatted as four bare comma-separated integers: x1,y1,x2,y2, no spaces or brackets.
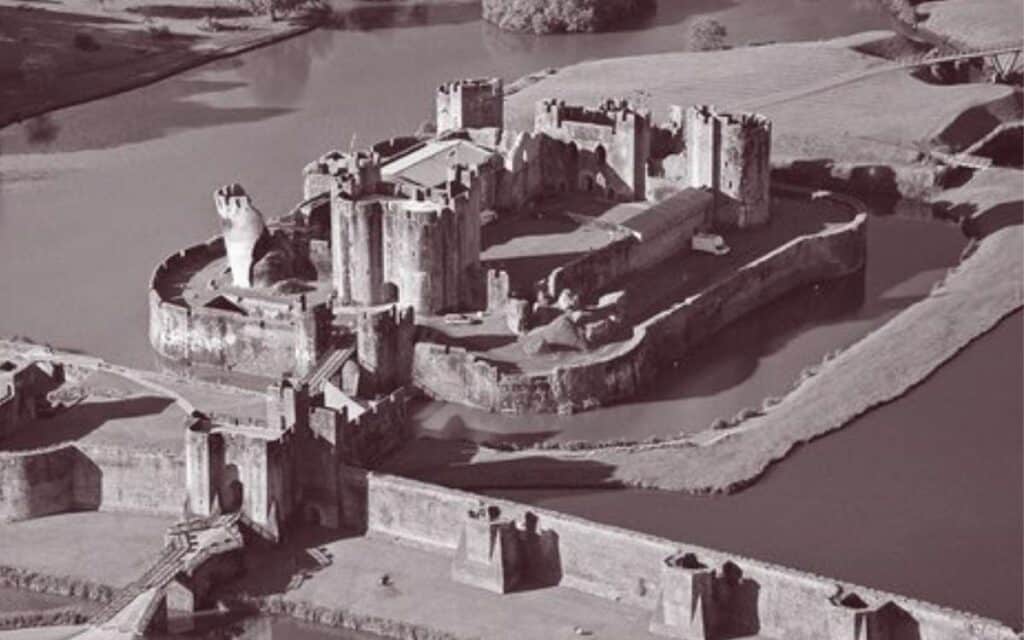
545,237,636,302
149,243,330,380
337,471,1018,640
534,99,651,201
541,187,711,305
0,443,183,523
0,446,78,522
411,343,502,410
414,213,867,413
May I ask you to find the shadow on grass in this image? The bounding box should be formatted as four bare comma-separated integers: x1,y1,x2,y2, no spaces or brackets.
1,396,177,451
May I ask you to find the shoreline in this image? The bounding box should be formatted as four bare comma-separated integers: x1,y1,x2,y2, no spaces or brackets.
0,0,319,132
3,28,318,132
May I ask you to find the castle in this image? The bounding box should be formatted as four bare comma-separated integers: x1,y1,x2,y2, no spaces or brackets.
148,77,774,403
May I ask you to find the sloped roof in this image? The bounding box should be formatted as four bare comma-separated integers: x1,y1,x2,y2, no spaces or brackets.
382,138,495,188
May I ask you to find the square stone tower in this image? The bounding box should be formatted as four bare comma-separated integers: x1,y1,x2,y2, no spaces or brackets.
436,78,504,133
685,105,772,228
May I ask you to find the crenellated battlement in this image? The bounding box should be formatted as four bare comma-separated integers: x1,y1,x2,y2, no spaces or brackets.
684,104,772,228
535,97,650,132
438,77,503,97
687,104,771,134
436,77,504,133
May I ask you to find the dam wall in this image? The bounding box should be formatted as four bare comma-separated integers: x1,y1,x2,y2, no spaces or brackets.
337,469,1017,640
0,443,184,523
413,212,868,414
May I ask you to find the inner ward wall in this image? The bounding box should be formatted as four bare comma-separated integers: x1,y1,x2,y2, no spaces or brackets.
414,212,868,414
338,470,1017,640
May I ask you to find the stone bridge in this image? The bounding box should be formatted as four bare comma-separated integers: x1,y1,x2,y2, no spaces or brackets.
73,512,270,639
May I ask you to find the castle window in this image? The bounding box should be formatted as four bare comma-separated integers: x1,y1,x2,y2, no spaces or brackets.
595,145,607,166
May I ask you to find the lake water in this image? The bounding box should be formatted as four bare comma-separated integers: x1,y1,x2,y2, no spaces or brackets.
0,0,1019,632
495,311,1024,627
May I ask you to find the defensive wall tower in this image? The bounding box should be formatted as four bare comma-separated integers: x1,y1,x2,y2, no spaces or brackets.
184,415,291,536
534,98,651,201
328,150,386,306
685,105,772,228
356,304,416,394
436,78,504,133
330,154,483,314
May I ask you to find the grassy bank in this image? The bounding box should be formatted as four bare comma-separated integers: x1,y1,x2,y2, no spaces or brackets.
384,205,1022,492
503,31,1018,165
0,0,318,129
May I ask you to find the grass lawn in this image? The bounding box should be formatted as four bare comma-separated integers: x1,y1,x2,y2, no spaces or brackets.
505,31,1017,165
0,512,174,588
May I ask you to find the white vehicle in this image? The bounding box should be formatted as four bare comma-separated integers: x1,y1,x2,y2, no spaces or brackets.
692,232,731,256
444,313,481,326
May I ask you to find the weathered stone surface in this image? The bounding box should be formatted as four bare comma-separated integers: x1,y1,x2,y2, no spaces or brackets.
505,298,532,335
685,106,771,229
337,472,1018,640
214,184,269,289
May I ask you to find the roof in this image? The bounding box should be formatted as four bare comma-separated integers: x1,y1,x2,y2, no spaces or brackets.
599,188,713,240
382,138,495,188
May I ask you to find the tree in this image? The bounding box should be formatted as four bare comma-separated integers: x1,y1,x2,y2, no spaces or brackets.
688,17,727,51
237,0,304,21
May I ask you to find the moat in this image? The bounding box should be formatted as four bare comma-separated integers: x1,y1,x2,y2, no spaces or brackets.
0,0,1021,637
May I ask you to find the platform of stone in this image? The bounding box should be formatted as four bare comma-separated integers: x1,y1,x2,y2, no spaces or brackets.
232,528,777,640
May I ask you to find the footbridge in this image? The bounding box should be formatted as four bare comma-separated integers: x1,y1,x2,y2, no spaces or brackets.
73,512,268,639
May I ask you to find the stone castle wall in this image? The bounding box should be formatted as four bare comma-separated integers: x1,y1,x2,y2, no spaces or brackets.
336,470,1018,640
0,443,184,523
414,211,868,413
149,240,329,380
534,99,651,201
543,191,710,301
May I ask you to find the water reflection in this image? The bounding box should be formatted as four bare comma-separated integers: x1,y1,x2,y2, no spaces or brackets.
1,75,294,154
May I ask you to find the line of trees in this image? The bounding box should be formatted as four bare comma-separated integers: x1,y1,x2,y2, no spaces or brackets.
482,0,655,34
